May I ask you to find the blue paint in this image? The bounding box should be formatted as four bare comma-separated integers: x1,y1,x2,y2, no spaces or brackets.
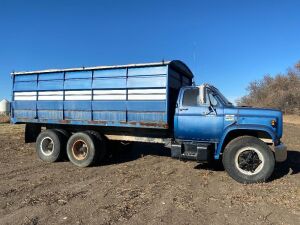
14,81,37,91
64,79,92,89
64,101,91,110
92,101,126,111
38,72,64,80
174,85,283,159
14,110,36,119
65,71,92,79
128,66,167,76
93,111,126,122
38,80,64,90
128,112,166,122
94,69,126,78
37,101,64,110
12,61,193,130
92,77,126,89
11,61,284,161
13,101,36,110
127,75,167,88
38,110,63,120
64,110,91,120
127,101,166,112
14,74,37,82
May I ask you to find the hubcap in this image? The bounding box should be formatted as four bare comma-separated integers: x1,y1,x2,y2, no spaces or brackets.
72,140,89,160
235,147,264,175
40,137,54,156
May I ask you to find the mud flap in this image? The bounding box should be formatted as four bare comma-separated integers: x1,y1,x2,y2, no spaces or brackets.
25,124,41,143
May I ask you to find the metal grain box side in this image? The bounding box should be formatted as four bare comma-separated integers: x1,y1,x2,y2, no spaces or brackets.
11,60,193,130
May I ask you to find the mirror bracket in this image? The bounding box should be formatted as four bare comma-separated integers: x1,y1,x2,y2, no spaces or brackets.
199,85,206,104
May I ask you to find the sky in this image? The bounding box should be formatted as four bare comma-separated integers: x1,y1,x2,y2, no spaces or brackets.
0,0,300,102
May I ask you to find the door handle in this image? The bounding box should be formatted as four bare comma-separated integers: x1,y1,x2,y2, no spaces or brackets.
180,108,188,111
203,110,217,115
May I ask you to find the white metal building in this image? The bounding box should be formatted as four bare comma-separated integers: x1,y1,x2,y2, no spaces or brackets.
0,99,10,115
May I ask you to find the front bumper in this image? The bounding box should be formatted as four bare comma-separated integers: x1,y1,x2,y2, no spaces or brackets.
273,143,287,162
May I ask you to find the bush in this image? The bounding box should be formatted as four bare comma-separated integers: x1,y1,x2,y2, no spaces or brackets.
237,61,300,114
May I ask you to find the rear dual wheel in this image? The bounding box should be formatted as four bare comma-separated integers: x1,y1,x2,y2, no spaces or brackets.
36,129,106,167
36,129,66,162
66,131,106,167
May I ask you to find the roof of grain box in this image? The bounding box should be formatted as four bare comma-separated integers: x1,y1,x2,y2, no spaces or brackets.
11,60,193,130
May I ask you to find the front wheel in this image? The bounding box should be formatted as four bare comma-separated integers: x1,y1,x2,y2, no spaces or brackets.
222,136,275,184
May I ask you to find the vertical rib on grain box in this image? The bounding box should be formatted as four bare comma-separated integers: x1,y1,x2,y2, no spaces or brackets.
11,60,193,132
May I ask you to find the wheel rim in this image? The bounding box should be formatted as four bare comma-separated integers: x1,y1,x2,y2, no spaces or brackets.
40,137,54,156
72,140,89,160
234,147,265,175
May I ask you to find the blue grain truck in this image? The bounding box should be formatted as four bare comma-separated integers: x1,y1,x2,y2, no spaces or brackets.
11,60,287,183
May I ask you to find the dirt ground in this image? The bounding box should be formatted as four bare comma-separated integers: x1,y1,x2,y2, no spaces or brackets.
0,122,299,225
283,114,300,125
0,115,9,124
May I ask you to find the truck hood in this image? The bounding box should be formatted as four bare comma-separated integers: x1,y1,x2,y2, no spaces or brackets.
224,106,283,139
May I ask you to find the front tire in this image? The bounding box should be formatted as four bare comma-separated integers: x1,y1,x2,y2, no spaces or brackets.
222,136,275,184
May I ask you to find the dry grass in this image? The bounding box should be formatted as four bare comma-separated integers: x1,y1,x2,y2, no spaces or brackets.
0,115,10,123
283,114,300,125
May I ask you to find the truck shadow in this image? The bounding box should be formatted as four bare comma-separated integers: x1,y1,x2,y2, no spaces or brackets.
102,142,171,165
100,144,300,182
270,149,300,181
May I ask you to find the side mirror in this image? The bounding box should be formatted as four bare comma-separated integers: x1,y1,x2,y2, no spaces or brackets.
199,85,206,104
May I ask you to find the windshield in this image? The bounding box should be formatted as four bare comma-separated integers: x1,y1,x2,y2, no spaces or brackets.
209,86,233,106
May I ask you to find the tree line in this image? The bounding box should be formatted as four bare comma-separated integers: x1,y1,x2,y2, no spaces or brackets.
237,61,300,114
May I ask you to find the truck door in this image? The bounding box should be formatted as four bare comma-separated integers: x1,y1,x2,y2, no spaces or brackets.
175,87,224,142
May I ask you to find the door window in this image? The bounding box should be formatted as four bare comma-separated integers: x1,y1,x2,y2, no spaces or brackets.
182,88,220,107
182,89,200,106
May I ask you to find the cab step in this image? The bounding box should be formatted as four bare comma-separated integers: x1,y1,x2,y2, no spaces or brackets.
171,142,211,162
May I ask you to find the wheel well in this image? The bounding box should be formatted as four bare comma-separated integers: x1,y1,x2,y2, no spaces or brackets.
221,129,272,154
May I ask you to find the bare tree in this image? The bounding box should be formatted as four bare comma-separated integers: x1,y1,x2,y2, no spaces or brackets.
238,61,300,114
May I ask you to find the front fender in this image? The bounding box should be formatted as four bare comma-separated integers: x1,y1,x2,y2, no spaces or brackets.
214,124,276,159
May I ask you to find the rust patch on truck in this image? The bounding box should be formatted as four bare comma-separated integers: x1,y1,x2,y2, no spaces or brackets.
139,122,169,129
59,120,71,124
128,121,137,126
88,120,107,125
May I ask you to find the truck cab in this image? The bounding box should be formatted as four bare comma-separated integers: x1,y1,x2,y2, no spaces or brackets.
172,84,287,183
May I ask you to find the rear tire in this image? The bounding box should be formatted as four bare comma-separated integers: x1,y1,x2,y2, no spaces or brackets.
36,129,64,162
222,136,275,184
55,129,70,140
67,132,103,167
54,129,70,159
84,130,107,162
